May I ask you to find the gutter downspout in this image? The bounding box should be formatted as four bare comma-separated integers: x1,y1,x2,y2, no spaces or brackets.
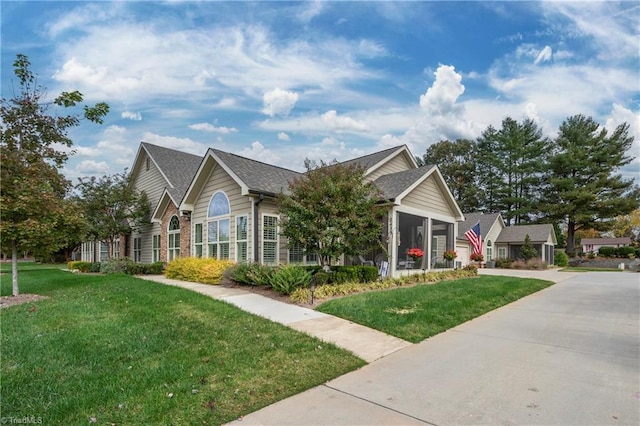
253,193,264,263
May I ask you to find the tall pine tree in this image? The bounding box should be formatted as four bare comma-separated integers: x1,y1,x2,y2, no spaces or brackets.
543,114,639,254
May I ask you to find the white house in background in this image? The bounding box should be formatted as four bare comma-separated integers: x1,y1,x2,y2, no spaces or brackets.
581,237,631,254
457,212,557,266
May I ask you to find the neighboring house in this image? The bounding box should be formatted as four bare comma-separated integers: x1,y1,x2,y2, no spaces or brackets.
82,142,465,277
80,142,202,263
581,237,631,253
456,213,557,266
456,212,504,267
178,144,464,277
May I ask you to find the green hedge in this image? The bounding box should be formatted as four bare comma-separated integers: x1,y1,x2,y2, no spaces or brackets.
597,246,637,258
68,259,164,275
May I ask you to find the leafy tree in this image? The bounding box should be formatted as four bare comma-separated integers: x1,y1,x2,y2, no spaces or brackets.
610,209,640,242
543,115,640,254
553,223,566,249
421,139,480,212
0,54,109,295
75,172,151,259
519,234,537,260
277,161,383,268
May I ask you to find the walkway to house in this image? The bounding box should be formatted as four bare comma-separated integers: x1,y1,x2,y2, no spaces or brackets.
136,275,412,363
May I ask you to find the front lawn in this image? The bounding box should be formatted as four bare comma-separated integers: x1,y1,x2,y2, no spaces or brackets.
317,276,553,343
0,265,364,424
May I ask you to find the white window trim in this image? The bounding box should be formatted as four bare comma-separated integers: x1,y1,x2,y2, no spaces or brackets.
193,223,203,258
207,191,231,260
168,215,181,261
262,213,279,265
235,215,249,263
152,234,161,263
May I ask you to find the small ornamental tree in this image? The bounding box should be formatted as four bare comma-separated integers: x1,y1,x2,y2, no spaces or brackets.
75,171,151,259
277,161,383,268
0,54,109,295
520,234,537,261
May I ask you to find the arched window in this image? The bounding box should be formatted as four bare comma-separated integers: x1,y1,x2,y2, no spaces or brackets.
486,239,493,260
168,215,180,261
208,192,230,260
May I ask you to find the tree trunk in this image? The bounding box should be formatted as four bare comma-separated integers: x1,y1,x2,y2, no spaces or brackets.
12,242,19,296
566,220,576,255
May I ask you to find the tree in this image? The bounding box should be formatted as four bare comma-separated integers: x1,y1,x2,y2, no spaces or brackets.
277,161,383,268
75,172,151,259
476,117,550,225
520,234,537,260
421,139,480,212
610,209,640,242
0,54,109,295
543,115,640,254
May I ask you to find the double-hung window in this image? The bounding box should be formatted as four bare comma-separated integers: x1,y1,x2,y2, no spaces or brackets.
152,235,161,262
133,237,142,262
262,214,278,265
236,215,248,262
194,223,203,258
208,192,230,260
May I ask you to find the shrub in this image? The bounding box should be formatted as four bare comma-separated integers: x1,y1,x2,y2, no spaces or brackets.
495,258,513,269
90,262,102,273
635,248,640,258
165,257,234,285
269,265,312,295
617,246,635,258
68,261,91,272
227,262,262,285
525,258,547,270
554,250,568,267
246,263,275,286
597,246,616,257
462,264,477,272
98,258,165,275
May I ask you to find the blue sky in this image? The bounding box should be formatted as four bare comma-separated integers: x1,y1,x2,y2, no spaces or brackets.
2,1,639,183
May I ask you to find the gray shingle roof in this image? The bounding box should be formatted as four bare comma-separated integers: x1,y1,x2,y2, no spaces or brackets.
495,224,555,243
581,237,631,246
341,145,405,171
373,166,436,200
211,149,302,196
458,212,502,238
142,142,202,203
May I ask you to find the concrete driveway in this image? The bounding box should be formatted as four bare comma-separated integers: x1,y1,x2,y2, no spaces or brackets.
230,272,640,425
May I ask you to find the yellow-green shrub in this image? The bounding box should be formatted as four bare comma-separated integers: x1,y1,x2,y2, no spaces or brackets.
165,257,234,285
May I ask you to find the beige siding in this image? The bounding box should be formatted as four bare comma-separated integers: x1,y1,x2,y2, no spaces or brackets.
366,153,413,182
402,175,454,217
191,164,247,259
131,151,170,263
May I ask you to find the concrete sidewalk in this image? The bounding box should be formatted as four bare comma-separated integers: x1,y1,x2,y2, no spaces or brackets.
136,275,411,363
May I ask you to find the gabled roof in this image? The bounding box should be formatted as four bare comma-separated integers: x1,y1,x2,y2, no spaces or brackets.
374,165,436,200
581,237,631,246
210,149,302,196
496,224,557,245
458,212,504,238
140,142,202,204
341,145,417,176
373,165,464,221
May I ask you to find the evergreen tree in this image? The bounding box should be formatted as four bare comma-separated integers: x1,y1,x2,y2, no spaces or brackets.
543,115,640,254
520,234,537,260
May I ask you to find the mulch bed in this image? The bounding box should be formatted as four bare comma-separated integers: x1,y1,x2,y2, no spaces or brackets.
0,294,48,309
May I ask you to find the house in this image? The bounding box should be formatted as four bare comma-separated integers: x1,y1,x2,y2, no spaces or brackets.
581,237,631,254
82,142,465,277
80,142,202,263
456,213,557,266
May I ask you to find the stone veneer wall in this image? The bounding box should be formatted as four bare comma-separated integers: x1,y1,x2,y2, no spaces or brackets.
160,205,191,262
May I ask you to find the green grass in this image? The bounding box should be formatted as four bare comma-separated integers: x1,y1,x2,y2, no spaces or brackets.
1,265,364,424
317,276,553,343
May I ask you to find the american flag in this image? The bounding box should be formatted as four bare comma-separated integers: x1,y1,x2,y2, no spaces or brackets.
464,222,482,254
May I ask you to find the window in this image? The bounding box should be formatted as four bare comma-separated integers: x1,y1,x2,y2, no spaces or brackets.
288,242,317,265
498,247,507,259
133,237,142,262
486,240,493,260
114,240,120,259
208,192,230,260
194,223,203,258
100,242,109,261
145,157,150,171
262,214,278,265
236,216,248,262
152,235,161,262
168,215,180,261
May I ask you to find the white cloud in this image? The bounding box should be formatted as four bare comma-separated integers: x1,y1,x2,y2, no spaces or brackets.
419,65,465,116
76,160,110,174
189,122,238,134
534,46,553,65
321,110,368,132
235,141,281,166
121,110,142,120
141,132,208,156
298,0,324,23
262,88,299,117
277,132,290,141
